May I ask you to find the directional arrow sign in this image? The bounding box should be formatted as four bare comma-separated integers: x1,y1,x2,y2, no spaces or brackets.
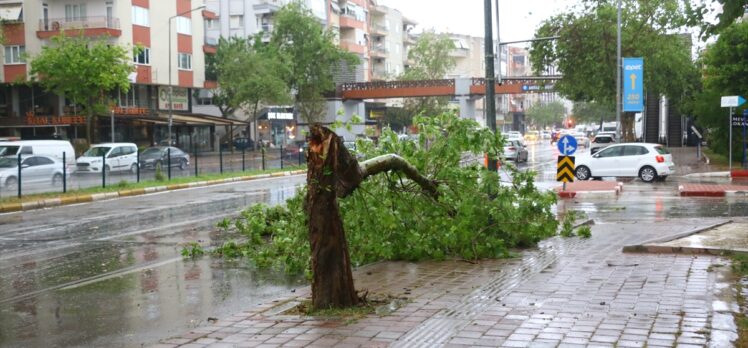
557,156,575,183
721,96,746,107
557,135,577,156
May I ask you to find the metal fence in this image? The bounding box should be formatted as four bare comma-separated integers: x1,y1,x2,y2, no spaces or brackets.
0,146,306,199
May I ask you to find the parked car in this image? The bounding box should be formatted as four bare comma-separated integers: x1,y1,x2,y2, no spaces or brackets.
574,143,674,183
233,138,254,151
139,146,190,170
0,155,67,188
524,131,540,142
590,134,616,154
503,139,528,163
571,132,591,148
76,143,139,174
0,140,75,173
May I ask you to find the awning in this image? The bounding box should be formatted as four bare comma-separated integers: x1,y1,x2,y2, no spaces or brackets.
0,3,22,21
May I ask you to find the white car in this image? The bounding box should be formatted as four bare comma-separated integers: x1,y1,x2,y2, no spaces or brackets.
574,143,674,182
590,134,616,154
0,155,67,188
76,143,139,173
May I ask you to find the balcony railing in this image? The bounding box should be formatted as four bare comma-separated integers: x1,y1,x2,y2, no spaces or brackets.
39,16,120,32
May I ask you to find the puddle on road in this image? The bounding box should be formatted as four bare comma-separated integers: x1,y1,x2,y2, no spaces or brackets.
0,255,305,348
0,182,307,348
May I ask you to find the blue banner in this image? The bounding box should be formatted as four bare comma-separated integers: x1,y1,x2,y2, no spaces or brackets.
623,57,644,112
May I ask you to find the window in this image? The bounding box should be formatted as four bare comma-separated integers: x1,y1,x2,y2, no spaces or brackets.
205,18,217,29
133,47,150,65
4,46,25,64
597,146,623,158
176,16,191,35
36,157,54,165
178,53,192,70
108,147,123,158
512,55,525,65
229,15,243,28
65,4,87,21
132,6,149,27
623,146,648,156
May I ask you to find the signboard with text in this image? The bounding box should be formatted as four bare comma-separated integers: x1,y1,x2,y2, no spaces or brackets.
623,57,644,112
158,86,189,111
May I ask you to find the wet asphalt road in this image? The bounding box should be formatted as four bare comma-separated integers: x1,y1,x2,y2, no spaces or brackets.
1,142,747,347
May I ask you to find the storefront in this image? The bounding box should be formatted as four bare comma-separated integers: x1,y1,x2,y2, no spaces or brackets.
257,107,298,147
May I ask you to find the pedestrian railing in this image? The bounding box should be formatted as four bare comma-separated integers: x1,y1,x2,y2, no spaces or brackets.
0,146,306,200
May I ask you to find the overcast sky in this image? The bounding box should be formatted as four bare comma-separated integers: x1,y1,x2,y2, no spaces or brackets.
378,0,577,45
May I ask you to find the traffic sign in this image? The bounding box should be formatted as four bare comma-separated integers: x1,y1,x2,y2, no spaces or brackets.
721,96,746,108
557,156,575,183
557,135,577,155
623,58,644,112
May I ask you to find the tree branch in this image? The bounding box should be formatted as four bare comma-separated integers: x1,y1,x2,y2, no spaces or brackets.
358,154,439,199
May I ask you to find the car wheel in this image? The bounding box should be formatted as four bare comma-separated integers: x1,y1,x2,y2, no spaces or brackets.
575,165,591,180
179,159,187,170
104,165,111,175
5,176,17,188
639,166,657,183
52,173,63,186
130,163,138,174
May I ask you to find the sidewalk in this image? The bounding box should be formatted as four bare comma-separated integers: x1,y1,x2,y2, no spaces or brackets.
153,218,739,347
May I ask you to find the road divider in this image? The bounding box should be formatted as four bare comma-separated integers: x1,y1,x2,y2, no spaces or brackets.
0,169,307,214
555,181,623,199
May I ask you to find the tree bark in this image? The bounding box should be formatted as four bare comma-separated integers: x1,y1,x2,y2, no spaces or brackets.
305,125,440,309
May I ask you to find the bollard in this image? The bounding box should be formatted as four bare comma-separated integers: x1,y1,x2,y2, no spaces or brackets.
136,149,140,183
242,147,246,171
17,153,21,198
63,152,67,193
280,145,284,169
219,145,224,174
261,148,266,171
194,146,198,177
102,154,106,188
167,147,172,180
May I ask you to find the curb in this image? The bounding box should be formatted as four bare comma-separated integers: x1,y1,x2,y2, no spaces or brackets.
678,184,748,197
683,171,731,179
0,169,308,214
621,220,732,253
732,169,748,178
556,182,623,199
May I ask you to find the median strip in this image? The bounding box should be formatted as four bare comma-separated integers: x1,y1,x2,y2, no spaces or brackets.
0,169,308,214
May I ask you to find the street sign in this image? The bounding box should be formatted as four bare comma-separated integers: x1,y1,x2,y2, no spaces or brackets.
733,116,748,127
557,135,577,155
623,57,644,112
557,156,575,183
721,96,746,108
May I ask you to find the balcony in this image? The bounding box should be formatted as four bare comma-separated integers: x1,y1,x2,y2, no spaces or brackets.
403,33,416,45
371,24,388,36
370,5,387,15
339,14,364,30
340,40,365,55
37,16,121,39
253,0,286,15
370,44,387,58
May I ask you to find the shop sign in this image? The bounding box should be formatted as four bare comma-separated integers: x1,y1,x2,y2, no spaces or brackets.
268,112,294,120
112,107,151,116
25,112,86,125
158,86,189,111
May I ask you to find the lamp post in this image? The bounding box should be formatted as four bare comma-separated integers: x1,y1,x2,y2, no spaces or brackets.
168,5,205,145
615,0,622,141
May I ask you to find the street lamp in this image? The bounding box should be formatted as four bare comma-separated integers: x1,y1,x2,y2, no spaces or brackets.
168,5,205,145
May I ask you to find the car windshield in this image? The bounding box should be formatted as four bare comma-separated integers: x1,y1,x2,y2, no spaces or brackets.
0,145,19,156
142,148,163,156
595,137,613,143
83,147,111,157
0,157,18,168
654,146,670,155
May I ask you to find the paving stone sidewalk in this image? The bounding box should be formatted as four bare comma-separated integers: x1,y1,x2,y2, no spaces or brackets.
153,219,739,348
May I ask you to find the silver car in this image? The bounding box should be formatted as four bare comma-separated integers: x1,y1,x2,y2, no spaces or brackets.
0,155,66,188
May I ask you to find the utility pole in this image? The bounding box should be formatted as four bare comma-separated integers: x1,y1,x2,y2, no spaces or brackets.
615,0,622,141
484,0,497,172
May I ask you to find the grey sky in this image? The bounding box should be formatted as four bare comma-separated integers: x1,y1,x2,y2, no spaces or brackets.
379,0,577,44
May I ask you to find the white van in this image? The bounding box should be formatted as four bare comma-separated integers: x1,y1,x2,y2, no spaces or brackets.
76,143,139,173
0,140,76,164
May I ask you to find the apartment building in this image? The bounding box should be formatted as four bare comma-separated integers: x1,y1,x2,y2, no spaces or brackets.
0,0,235,150
368,3,415,81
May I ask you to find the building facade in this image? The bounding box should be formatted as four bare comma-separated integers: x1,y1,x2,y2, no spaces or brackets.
0,0,236,151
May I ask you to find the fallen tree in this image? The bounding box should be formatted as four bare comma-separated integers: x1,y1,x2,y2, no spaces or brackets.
213,114,563,310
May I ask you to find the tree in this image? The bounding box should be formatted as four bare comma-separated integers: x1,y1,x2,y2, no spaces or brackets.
525,101,566,128
691,21,748,157
572,101,615,125
686,0,748,38
529,0,699,141
214,36,290,149
30,34,133,143
400,30,456,118
270,2,359,123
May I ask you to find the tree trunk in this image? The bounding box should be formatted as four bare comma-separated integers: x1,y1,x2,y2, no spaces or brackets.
306,125,359,309
305,125,440,309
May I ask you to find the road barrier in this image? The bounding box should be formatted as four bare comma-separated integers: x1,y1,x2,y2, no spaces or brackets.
0,146,302,200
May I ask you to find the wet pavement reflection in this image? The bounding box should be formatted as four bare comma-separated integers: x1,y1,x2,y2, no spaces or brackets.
0,177,305,348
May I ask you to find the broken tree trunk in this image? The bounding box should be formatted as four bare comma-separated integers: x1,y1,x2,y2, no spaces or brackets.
305,125,438,309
